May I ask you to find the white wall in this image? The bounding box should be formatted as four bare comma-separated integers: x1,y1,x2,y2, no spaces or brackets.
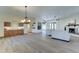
0,6,24,37
4,17,23,29
57,14,79,31
28,17,42,33
0,17,4,37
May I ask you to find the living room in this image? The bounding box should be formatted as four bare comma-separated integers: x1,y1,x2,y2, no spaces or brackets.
0,6,79,52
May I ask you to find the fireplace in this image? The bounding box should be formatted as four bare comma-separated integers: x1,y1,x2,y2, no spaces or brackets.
69,28,75,33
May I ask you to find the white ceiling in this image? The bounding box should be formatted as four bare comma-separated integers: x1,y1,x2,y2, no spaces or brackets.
1,6,79,21
0,6,25,17
27,6,79,20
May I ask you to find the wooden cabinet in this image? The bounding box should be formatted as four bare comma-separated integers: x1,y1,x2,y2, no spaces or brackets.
4,29,24,37
4,22,11,27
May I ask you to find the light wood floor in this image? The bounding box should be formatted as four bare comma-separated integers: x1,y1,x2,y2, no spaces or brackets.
0,33,79,53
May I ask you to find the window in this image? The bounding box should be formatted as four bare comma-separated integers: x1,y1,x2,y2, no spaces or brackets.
37,22,42,30
54,23,56,30
50,23,52,29
47,22,56,30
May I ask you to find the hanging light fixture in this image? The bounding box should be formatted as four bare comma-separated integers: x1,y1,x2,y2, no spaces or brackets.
21,6,31,24
24,6,28,23
21,19,26,23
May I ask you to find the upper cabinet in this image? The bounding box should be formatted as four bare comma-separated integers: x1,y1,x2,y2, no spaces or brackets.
4,22,11,27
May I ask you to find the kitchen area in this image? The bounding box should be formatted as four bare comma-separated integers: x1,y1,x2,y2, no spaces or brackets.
4,22,24,37
4,19,31,37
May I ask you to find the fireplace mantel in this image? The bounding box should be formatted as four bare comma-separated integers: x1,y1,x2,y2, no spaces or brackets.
65,24,79,34
66,24,79,27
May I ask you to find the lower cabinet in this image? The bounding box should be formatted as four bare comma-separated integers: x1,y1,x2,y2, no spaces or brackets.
4,29,24,37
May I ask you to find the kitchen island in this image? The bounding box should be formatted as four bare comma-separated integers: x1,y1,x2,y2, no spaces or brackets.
4,27,24,37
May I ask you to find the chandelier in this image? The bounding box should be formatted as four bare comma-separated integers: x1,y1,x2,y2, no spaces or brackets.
21,6,31,24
